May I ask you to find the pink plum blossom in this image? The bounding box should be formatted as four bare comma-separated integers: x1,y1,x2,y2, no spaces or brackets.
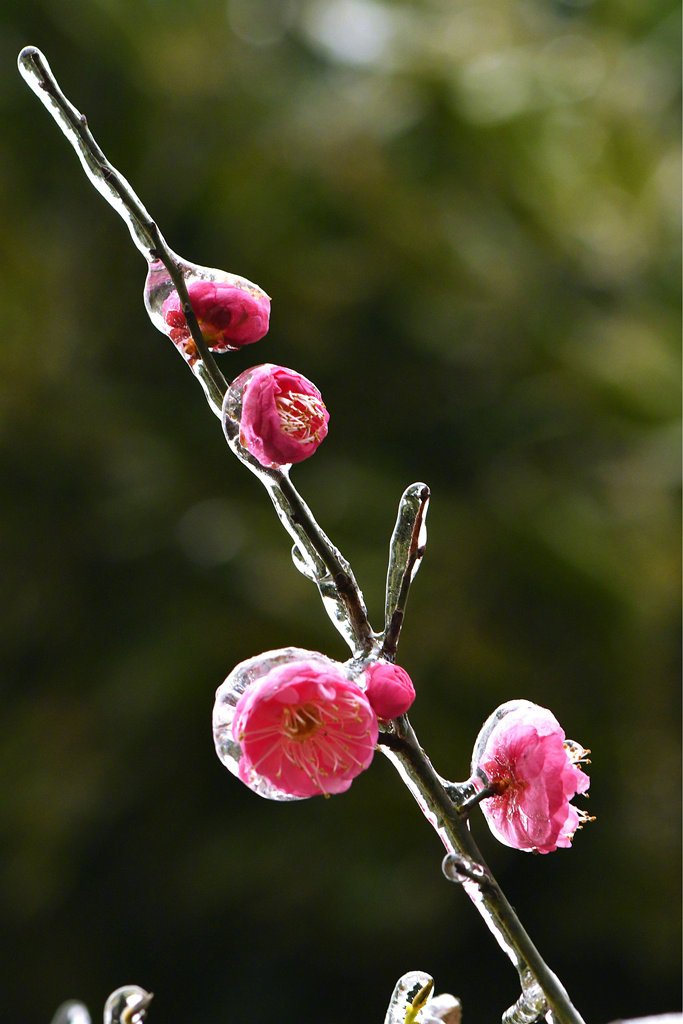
229,657,378,798
362,661,416,719
237,364,329,467
162,278,270,353
470,700,591,854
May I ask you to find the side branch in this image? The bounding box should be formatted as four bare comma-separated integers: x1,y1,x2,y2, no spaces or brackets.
378,720,586,1024
382,483,430,659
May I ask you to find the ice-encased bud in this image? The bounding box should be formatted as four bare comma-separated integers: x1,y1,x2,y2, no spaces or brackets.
223,364,329,468
470,699,592,854
362,660,416,719
213,647,378,800
144,258,270,363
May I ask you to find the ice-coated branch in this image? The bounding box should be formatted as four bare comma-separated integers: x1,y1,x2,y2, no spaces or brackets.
17,46,228,415
382,482,430,659
222,409,376,656
19,45,587,1024
501,978,548,1024
18,45,373,658
379,718,585,1024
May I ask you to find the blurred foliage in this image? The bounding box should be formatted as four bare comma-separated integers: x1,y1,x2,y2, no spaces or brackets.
1,0,680,1022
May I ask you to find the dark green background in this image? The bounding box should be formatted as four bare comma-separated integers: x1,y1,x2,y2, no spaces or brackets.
2,1,680,1022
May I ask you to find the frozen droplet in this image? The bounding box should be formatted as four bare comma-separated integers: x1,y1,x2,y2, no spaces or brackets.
49,1002,91,1024
103,987,153,1024
291,543,320,580
442,852,488,886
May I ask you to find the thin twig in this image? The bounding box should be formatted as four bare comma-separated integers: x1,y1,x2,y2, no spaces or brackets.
382,483,430,659
378,721,586,1024
222,415,376,656
17,46,228,411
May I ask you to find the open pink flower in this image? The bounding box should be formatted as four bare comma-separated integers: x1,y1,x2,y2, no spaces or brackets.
362,661,416,719
213,649,378,799
162,278,270,353
470,700,591,854
237,364,329,467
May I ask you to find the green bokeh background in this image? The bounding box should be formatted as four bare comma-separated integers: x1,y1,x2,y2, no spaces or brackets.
2,1,680,1022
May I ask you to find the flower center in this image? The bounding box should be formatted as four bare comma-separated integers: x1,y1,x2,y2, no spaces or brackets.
281,703,324,741
275,393,327,443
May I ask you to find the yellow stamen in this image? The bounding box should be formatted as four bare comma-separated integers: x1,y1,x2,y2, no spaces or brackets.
275,393,327,443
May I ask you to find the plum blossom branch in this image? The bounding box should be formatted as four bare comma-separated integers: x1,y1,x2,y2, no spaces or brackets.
20,46,588,1024
378,718,585,1024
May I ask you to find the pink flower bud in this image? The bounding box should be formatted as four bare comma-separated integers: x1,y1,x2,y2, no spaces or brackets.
231,364,329,468
362,661,416,719
162,278,270,353
470,700,591,854
213,648,378,800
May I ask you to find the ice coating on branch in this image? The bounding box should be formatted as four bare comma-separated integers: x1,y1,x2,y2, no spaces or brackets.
470,700,591,854
362,661,416,719
226,364,329,467
145,259,270,362
382,482,429,658
502,975,547,1024
213,648,378,800
221,397,370,657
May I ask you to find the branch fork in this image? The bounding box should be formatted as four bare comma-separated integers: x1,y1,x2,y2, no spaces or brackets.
19,45,586,1024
